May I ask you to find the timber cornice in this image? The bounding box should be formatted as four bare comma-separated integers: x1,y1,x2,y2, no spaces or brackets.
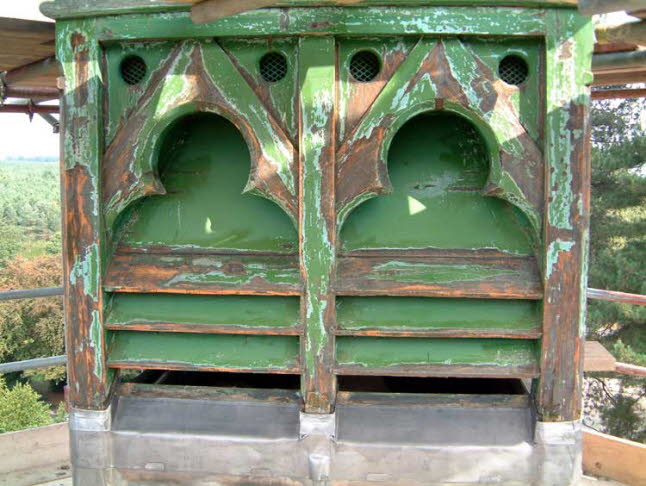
41,0,578,20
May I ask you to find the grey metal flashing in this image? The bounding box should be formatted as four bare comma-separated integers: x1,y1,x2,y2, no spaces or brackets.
68,392,583,485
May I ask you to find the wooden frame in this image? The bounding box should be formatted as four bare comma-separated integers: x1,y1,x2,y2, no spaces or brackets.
54,3,593,422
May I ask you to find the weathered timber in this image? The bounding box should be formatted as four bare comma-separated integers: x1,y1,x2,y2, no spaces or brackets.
0,104,59,114
596,21,646,46
104,250,302,295
117,383,301,404
537,10,594,422
335,329,542,339
102,41,297,233
336,337,540,377
583,341,617,372
592,88,646,100
336,391,530,409
336,255,543,299
0,286,63,301
587,287,646,305
88,7,548,41
2,85,60,100
41,1,578,20
107,331,301,373
299,37,337,414
615,362,646,377
57,20,112,409
335,38,544,234
579,0,646,16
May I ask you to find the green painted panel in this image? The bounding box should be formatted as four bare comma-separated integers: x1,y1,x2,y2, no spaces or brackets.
467,40,542,144
336,337,538,367
219,38,298,142
341,113,534,254
336,297,540,330
119,113,297,252
104,42,175,144
106,294,300,329
108,331,300,370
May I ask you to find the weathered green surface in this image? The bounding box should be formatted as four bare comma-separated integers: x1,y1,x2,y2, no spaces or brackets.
120,114,297,252
106,294,300,329
336,297,540,331
108,331,300,371
81,8,550,42
299,37,336,412
336,337,538,367
341,113,534,253
41,1,577,21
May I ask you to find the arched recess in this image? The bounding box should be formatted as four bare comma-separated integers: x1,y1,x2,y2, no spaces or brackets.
114,112,297,253
340,110,535,255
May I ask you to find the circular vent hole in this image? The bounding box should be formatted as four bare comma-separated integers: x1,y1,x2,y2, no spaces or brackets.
260,52,288,83
350,50,381,82
498,55,529,86
120,55,147,85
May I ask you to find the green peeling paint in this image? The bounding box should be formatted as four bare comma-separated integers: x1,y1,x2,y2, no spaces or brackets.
336,337,538,368
337,297,540,331
341,113,534,254
108,331,300,370
107,294,300,329
121,114,297,252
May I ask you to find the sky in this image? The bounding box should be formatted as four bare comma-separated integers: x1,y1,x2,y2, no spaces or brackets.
0,3,636,160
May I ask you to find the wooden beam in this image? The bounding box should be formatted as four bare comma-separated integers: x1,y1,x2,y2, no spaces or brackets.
191,0,278,24
615,362,646,377
592,88,646,99
583,341,617,372
583,429,646,486
587,287,646,305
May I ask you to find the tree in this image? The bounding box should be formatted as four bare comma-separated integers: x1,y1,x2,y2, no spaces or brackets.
0,376,53,433
0,255,65,382
586,95,646,442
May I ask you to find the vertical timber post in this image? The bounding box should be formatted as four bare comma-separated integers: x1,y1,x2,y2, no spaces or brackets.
298,36,337,414
57,20,111,410
538,10,594,422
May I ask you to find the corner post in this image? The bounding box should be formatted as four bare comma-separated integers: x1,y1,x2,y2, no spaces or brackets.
538,10,594,422
57,20,111,410
298,36,337,414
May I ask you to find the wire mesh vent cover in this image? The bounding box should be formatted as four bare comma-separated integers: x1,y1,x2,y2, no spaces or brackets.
498,55,529,86
120,55,147,86
260,52,288,83
350,51,381,83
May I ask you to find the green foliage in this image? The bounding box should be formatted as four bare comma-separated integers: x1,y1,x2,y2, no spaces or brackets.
587,95,646,442
0,256,65,382
0,162,61,262
0,376,53,433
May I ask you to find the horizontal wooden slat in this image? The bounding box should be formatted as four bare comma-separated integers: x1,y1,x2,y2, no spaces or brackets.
107,331,301,373
336,296,541,338
106,293,301,335
104,251,301,296
336,255,542,299
335,337,540,378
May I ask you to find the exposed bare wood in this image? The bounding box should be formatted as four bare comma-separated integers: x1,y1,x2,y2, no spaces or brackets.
0,103,59,114
2,85,60,100
335,329,542,339
580,0,646,16
592,88,646,99
583,429,646,486
584,341,617,372
587,288,646,306
615,362,646,377
592,69,646,85
190,0,279,24
597,21,646,46
335,364,540,379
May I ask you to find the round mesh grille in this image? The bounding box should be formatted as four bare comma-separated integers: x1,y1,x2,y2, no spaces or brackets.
260,52,288,83
120,55,147,86
350,51,380,83
498,55,529,86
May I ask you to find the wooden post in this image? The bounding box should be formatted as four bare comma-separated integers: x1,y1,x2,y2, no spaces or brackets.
298,36,337,414
57,20,112,410
537,11,595,422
